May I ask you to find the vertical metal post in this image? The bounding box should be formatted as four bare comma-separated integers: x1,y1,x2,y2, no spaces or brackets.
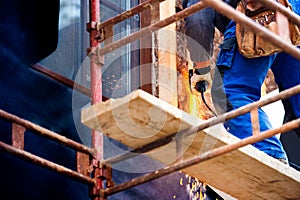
250,108,260,135
12,123,25,149
89,0,104,199
77,152,90,177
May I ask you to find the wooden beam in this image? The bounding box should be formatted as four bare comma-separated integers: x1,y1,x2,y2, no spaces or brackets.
156,0,178,106
139,0,159,94
81,89,300,199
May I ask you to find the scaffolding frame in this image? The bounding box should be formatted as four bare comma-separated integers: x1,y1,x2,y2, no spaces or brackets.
1,0,300,199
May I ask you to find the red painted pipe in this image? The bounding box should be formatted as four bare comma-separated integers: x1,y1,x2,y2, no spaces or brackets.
89,1,104,199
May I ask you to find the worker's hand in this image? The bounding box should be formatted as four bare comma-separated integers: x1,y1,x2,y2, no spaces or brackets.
189,66,212,94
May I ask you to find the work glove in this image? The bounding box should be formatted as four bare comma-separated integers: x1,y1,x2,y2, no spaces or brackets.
189,66,212,94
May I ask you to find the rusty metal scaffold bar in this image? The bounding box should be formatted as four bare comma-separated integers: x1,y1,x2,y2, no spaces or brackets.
0,141,95,186
92,0,300,197
104,84,300,165
102,117,300,197
94,0,300,165
0,73,99,187
0,108,96,186
97,1,207,55
31,64,91,97
96,0,166,32
88,0,106,199
0,83,299,198
96,0,300,61
0,109,94,156
0,0,300,199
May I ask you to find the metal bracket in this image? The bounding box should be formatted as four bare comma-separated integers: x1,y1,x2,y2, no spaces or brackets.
87,21,104,42
89,160,114,199
96,27,105,42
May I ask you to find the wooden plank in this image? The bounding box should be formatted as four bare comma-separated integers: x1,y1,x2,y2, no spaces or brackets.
81,89,198,148
81,89,300,199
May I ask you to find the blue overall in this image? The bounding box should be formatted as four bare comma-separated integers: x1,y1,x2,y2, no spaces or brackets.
214,0,300,160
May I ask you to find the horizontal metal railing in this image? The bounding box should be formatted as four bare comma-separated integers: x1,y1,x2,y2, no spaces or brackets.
96,1,207,55
1,0,300,199
0,109,94,155
95,0,300,197
104,84,300,164
96,0,300,61
0,141,95,186
103,117,300,197
97,0,166,31
0,108,96,186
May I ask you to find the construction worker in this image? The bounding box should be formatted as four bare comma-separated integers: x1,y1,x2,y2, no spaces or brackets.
212,0,300,163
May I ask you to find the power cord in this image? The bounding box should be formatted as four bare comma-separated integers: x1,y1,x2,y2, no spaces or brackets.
189,68,218,117
195,81,218,117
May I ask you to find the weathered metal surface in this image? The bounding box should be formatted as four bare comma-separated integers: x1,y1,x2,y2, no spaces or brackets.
77,152,91,177
97,1,207,55
0,109,94,156
31,64,91,97
83,85,300,149
12,123,25,149
89,0,104,199
0,141,95,186
102,118,300,197
81,88,300,199
97,0,165,42
96,0,300,60
97,0,165,30
250,108,260,135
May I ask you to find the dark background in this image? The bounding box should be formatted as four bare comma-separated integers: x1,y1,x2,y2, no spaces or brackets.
0,1,299,200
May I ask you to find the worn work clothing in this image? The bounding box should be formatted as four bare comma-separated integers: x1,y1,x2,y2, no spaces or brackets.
279,0,300,137
272,49,300,137
214,0,300,160
183,0,240,62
